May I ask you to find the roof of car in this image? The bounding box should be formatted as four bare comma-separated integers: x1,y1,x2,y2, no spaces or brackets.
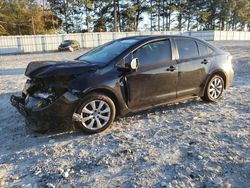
63,40,78,42
117,35,214,49
118,35,203,41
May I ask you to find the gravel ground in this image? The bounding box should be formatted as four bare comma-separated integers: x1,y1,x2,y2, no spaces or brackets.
0,41,249,188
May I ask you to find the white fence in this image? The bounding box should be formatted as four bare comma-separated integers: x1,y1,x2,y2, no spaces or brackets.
0,30,249,55
214,31,250,40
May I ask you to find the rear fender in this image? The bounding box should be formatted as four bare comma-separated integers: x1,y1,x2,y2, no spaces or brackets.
201,69,228,96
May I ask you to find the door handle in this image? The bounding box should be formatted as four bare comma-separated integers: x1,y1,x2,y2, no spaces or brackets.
166,65,176,72
201,59,208,64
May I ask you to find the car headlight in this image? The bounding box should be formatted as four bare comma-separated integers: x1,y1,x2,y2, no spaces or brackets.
32,92,57,107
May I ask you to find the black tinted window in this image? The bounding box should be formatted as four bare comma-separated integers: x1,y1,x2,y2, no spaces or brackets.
176,39,199,59
197,41,213,56
133,40,172,65
62,40,72,45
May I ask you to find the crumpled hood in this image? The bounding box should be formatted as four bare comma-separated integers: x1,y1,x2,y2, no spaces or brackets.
25,60,98,78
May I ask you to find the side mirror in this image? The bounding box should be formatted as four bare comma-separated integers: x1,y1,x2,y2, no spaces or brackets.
129,58,139,70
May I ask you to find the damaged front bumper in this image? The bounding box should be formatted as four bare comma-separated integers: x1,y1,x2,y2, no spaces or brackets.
10,92,80,132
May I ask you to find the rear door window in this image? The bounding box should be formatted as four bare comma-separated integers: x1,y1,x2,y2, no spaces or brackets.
197,41,213,56
133,40,172,66
175,39,199,59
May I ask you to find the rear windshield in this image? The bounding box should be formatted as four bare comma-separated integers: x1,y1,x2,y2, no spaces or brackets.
77,39,139,64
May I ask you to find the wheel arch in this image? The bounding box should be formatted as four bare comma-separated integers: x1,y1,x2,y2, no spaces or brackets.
210,70,227,89
202,69,227,95
82,88,121,116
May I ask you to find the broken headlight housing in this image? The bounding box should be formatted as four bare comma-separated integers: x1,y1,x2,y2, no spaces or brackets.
33,92,54,99
32,92,56,107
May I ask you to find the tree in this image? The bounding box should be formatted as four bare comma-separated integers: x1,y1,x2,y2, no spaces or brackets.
0,0,61,35
48,0,79,33
3,0,250,35
81,0,95,32
92,0,111,32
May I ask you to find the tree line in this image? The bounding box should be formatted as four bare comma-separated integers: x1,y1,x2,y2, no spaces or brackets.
0,0,61,35
1,0,250,35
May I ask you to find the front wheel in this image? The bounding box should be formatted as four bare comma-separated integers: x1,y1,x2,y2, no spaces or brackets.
202,75,225,102
75,93,116,134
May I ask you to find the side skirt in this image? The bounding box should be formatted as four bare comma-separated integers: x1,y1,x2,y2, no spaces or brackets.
123,95,200,116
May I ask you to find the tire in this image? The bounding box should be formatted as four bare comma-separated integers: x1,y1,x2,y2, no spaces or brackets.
202,74,225,102
75,93,116,134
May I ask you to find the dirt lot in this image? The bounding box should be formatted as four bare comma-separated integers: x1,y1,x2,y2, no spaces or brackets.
0,41,249,188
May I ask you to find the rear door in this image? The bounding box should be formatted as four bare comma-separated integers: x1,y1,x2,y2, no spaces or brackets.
125,39,178,109
175,38,213,98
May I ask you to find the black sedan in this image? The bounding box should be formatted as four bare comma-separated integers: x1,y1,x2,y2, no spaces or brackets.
11,35,234,134
58,40,80,52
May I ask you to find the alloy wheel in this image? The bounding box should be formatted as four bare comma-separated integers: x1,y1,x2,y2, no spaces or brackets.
80,100,111,130
208,77,223,100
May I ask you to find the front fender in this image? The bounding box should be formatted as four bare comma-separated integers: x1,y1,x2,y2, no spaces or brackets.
69,72,129,116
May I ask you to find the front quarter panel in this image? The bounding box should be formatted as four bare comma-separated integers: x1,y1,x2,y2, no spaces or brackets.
69,68,129,116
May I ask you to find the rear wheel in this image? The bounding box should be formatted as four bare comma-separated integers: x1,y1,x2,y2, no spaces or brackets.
75,93,116,134
202,75,224,102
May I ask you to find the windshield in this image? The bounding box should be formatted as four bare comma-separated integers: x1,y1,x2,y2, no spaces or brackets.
77,39,139,64
61,40,72,45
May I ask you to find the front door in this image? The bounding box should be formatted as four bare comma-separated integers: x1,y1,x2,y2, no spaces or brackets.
125,39,178,109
